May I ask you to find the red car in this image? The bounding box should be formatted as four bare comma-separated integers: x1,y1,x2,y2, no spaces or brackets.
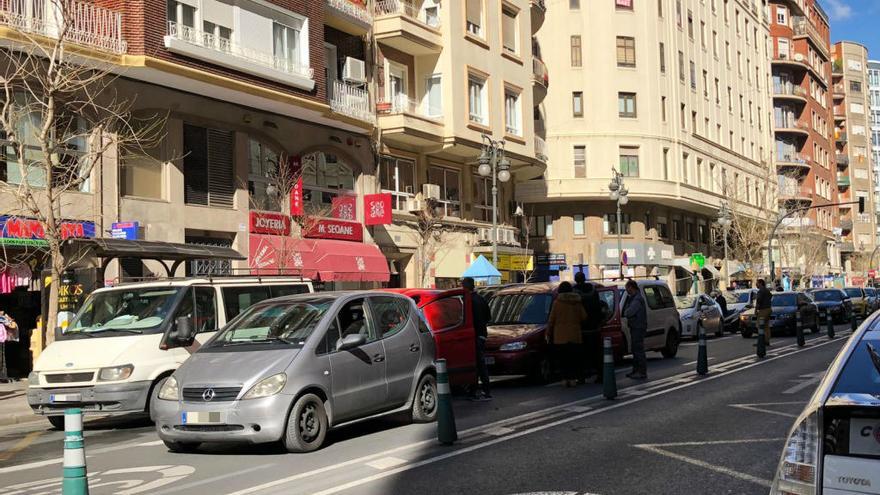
484,282,625,382
385,289,476,387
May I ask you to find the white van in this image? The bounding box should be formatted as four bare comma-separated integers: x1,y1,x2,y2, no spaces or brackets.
27,277,313,428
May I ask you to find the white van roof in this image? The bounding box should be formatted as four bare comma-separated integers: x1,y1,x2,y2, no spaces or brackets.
94,276,313,292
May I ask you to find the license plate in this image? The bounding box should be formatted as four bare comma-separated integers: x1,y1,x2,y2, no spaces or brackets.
181,411,223,425
49,394,81,403
484,356,495,365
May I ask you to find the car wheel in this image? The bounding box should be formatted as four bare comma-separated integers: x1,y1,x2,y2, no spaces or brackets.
661,328,680,358
163,440,201,453
147,377,168,422
47,416,66,430
530,355,553,384
282,393,328,453
411,374,438,423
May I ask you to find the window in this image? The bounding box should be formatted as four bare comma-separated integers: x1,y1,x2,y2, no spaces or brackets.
700,21,706,49
468,74,487,125
616,0,633,10
570,0,580,8
380,156,416,211
659,42,666,73
301,151,355,210
572,92,584,117
686,222,696,242
337,298,378,343
221,285,308,321
604,213,631,235
473,175,492,222
571,36,582,67
662,148,669,180
619,147,639,177
504,88,522,136
616,36,636,67
713,31,718,57
203,21,232,49
573,214,585,236
661,96,667,122
658,220,668,238
678,50,685,81
372,296,411,339
273,22,303,71
122,143,163,199
531,215,554,237
174,287,218,334
248,139,281,211
501,6,518,54
687,10,694,39
183,124,234,208
850,81,862,93
643,287,664,310
682,152,689,183
423,296,464,331
658,0,663,17
166,0,195,28
776,5,787,25
676,0,682,27
618,92,637,118
699,224,709,243
428,166,461,217
424,74,442,117
673,219,682,240
689,60,696,90
466,0,483,37
574,145,586,178
702,70,708,97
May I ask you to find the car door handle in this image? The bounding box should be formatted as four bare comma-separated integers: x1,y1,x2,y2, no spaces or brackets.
409,344,420,352
373,353,385,363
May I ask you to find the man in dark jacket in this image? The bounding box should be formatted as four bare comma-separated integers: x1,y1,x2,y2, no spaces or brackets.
755,278,773,347
622,280,648,379
462,277,492,400
574,272,607,382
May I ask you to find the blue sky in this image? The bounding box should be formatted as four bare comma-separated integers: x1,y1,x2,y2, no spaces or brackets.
824,0,880,58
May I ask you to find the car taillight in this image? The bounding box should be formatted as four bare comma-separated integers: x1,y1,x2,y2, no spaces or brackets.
771,411,819,495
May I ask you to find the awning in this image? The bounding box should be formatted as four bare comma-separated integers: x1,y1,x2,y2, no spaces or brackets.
702,264,721,280
65,238,245,261
462,255,502,280
313,239,390,282
672,258,695,274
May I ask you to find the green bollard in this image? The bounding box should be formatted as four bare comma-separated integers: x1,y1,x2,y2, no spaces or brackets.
851,312,859,333
62,408,88,495
795,310,805,347
756,317,767,358
828,312,836,339
696,320,708,376
435,359,457,446
602,337,617,399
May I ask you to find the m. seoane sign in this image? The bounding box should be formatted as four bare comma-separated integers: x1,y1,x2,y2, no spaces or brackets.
249,211,291,236
305,219,363,242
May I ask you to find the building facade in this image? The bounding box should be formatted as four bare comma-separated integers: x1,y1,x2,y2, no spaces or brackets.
519,0,775,292
867,60,880,245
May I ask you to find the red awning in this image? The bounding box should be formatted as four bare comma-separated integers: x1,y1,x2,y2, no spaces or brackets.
313,239,390,282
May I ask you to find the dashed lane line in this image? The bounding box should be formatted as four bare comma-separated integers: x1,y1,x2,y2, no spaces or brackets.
729,401,805,419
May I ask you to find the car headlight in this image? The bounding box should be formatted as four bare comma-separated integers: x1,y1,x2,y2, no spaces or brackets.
98,365,134,382
499,341,527,351
27,371,40,385
771,411,818,495
157,376,179,401
242,373,287,400
779,313,794,319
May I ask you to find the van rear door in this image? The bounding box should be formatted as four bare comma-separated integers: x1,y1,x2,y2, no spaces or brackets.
422,292,476,387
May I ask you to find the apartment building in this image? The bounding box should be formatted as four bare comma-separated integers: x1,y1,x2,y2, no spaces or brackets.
868,60,880,244
519,0,774,290
832,41,877,268
769,0,840,277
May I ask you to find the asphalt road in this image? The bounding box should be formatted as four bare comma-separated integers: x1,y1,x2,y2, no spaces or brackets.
0,324,854,495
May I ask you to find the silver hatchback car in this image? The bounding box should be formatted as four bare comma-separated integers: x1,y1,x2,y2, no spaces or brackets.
152,291,438,453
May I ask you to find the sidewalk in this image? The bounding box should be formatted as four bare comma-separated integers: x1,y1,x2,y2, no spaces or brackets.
0,380,38,427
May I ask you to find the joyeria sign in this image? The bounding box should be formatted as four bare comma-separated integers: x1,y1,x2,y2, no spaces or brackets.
249,211,291,236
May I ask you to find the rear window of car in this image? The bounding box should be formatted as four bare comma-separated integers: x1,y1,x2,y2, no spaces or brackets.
734,291,753,304
490,293,553,325
772,294,797,306
830,331,880,396
845,288,864,298
811,290,842,302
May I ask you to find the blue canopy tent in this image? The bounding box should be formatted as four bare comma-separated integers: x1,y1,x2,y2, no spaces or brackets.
462,255,502,285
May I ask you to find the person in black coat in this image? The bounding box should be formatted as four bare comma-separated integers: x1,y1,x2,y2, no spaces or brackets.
463,277,492,401
574,272,607,382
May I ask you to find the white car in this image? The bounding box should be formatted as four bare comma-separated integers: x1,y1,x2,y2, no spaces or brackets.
770,315,880,494
675,294,724,339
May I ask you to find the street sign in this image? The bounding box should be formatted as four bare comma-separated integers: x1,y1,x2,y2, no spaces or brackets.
870,270,877,278
621,250,628,265
690,252,706,270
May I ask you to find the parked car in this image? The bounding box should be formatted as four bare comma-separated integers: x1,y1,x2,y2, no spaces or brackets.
739,292,820,337
863,287,879,313
806,288,853,323
152,291,437,453
769,313,880,494
844,287,869,318
722,289,757,333
676,294,724,339
28,277,313,429
614,279,681,359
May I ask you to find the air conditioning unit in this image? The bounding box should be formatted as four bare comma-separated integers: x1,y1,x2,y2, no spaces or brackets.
422,183,441,200
406,197,424,214
478,228,492,243
505,230,517,244
342,57,366,84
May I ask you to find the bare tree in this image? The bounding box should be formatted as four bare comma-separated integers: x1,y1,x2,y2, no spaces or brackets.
0,2,164,343
515,209,534,283
779,222,829,288
403,196,456,288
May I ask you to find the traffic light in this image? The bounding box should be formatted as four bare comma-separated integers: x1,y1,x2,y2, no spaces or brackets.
859,196,866,214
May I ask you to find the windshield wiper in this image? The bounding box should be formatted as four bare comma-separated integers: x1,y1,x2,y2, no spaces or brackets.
87,327,144,335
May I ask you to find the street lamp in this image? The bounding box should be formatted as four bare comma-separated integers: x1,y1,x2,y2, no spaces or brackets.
608,168,629,276
478,134,511,266
717,201,733,289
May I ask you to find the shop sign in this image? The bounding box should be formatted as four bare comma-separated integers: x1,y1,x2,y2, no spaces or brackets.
249,211,291,236
305,219,363,242
536,253,566,265
110,221,139,240
690,252,706,270
290,177,304,216
364,193,392,225
0,216,95,246
869,270,877,278
332,195,357,221
497,254,534,271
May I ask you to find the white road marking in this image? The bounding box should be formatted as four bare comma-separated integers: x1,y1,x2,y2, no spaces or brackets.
150,465,276,495
0,435,166,474
729,401,805,418
682,357,716,366
782,371,825,394
638,438,785,447
634,441,779,487
138,440,165,446
564,406,593,413
364,457,408,470
484,427,515,437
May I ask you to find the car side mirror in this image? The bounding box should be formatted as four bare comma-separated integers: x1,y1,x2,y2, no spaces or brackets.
336,333,366,351
54,326,63,341
160,316,196,350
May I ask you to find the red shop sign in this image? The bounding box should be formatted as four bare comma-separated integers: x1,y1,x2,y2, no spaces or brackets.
249,211,291,236
332,195,357,221
305,218,363,242
364,193,392,225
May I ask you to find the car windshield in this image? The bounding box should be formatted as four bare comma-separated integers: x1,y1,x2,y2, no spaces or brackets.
62,287,182,338
490,293,553,325
830,332,880,396
208,300,332,348
845,288,863,298
812,290,843,302
675,295,699,310
734,291,753,303
772,294,797,306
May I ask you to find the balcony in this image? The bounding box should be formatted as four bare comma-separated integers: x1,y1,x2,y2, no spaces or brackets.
373,0,442,55
0,0,126,54
532,57,548,104
840,219,854,231
778,182,813,203
774,119,810,137
832,60,843,76
836,131,848,144
833,105,846,121
775,153,810,171
833,83,845,98
772,84,808,104
535,135,548,163
836,153,850,167
376,94,444,147
164,21,315,90
839,241,855,253
326,0,372,35
793,17,829,58
329,81,375,125
530,0,546,32
838,174,851,188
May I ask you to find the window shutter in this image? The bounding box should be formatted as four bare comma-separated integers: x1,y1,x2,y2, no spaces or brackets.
207,128,234,208
183,124,209,206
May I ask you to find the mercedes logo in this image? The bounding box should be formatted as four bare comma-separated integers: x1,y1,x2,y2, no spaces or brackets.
202,388,215,402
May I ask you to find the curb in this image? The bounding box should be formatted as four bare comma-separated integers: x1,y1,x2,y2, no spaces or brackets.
0,409,41,427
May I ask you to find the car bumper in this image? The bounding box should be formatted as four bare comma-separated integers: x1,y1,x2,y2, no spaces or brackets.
484,349,540,376
28,381,152,416
153,394,292,445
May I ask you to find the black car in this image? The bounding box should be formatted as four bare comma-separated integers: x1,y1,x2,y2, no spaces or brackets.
806,288,853,323
740,292,820,337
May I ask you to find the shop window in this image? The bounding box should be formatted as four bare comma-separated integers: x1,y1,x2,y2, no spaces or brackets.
427,166,460,218
380,156,416,211
248,139,281,211
301,151,355,213
183,124,235,208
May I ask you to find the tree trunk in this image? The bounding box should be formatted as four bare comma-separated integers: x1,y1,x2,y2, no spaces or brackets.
45,270,60,346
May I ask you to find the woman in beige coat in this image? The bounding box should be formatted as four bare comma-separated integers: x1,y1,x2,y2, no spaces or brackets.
547,282,587,387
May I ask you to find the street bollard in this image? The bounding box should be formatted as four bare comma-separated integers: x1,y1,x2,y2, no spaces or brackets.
756,317,767,359
435,359,457,446
62,408,88,495
696,320,708,376
602,337,617,400
851,312,859,333
795,310,805,347
827,312,835,339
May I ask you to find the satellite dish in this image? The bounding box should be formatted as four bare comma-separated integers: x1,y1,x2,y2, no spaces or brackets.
793,53,805,62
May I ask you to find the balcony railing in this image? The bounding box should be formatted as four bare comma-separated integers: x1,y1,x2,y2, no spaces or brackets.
837,131,848,143
166,21,314,81
836,153,849,166
837,175,851,187
793,17,829,55
833,83,845,95
839,241,855,252
535,136,547,162
330,80,375,125
0,0,126,53
326,0,372,25
376,94,442,121
374,0,441,29
532,57,548,86
774,119,809,130
772,84,807,98
776,152,809,165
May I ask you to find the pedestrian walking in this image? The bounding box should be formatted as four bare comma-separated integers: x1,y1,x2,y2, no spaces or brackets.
622,280,648,380
755,278,773,347
462,277,492,401
547,282,587,387
0,310,16,383
574,272,607,383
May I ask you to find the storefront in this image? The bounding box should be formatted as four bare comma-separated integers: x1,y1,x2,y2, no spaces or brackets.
596,241,676,281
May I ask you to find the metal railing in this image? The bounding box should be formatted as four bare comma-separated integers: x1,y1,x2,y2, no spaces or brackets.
330,80,375,124
532,57,548,86
374,0,441,29
837,132,848,142
166,21,314,80
793,17,829,54
0,0,126,53
534,136,548,162
773,83,807,98
836,153,849,166
837,175,851,187
376,94,442,121
326,0,372,25
774,118,809,130
776,152,809,164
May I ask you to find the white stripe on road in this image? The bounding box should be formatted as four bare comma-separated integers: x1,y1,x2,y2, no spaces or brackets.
637,438,786,447
729,402,805,419
634,441,782,487
364,457,408,470
150,464,277,495
0,435,164,474
683,357,716,366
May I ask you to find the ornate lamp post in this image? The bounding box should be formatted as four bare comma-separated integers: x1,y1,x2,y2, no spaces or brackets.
478,135,511,266
608,168,629,276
